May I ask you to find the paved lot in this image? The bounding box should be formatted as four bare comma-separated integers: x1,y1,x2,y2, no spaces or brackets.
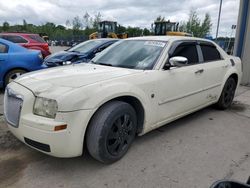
0,86,250,188
0,47,250,188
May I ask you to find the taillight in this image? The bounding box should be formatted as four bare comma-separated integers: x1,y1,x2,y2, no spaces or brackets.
44,43,49,51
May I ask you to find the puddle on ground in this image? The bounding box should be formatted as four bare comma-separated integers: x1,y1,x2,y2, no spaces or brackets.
229,101,247,112
0,157,26,187
0,150,45,187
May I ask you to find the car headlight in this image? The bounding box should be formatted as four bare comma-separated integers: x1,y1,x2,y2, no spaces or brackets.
62,61,72,65
38,53,43,59
33,97,58,119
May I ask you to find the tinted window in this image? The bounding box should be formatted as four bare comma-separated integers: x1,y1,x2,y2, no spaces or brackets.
172,44,198,64
201,45,221,62
28,35,46,43
0,43,8,53
2,35,27,43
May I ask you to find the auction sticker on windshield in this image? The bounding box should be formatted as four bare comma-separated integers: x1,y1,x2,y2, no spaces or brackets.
144,41,166,48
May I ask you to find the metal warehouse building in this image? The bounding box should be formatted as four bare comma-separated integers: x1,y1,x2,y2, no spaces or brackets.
234,0,250,85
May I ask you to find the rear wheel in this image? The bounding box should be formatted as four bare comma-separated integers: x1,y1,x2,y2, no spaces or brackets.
216,77,236,110
4,69,27,87
86,101,137,163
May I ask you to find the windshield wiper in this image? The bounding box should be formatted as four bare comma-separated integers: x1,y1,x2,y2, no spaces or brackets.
91,60,113,66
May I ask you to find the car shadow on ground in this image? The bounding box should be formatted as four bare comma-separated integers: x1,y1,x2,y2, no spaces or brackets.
20,107,213,166
0,102,245,187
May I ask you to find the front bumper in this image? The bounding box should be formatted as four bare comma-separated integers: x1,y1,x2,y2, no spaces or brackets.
5,82,94,158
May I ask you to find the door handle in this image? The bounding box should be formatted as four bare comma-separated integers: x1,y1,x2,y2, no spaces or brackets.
195,69,204,74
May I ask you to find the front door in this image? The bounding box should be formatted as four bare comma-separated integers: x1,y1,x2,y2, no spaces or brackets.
155,42,206,124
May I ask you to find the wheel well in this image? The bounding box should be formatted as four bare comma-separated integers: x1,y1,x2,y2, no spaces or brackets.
3,68,28,85
113,96,145,133
83,96,145,154
229,73,238,85
88,96,145,134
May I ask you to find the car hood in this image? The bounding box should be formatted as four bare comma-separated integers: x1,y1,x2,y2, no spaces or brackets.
44,51,87,63
15,63,143,91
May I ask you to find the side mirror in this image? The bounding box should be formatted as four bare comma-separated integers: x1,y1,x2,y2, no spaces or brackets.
163,56,188,70
169,56,188,66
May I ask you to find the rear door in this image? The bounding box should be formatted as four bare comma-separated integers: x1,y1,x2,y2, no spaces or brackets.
197,42,228,103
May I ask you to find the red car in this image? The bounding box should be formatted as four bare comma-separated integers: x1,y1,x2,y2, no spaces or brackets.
0,32,51,58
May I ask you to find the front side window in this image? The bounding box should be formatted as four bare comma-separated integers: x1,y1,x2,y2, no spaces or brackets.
171,44,199,65
0,43,8,53
92,40,166,70
201,44,222,62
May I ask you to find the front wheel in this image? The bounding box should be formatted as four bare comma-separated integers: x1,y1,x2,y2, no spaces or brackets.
86,101,137,163
216,77,236,110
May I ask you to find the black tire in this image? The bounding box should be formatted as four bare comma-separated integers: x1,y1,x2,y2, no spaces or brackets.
4,69,27,87
86,101,137,163
216,77,236,110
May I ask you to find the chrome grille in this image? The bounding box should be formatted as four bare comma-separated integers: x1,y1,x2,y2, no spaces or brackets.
4,87,23,128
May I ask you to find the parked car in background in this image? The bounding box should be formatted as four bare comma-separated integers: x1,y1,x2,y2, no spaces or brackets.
4,36,241,163
0,32,51,58
43,38,119,67
0,38,43,88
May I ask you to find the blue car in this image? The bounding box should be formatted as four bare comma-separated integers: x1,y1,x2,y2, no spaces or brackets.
44,38,119,67
0,38,43,88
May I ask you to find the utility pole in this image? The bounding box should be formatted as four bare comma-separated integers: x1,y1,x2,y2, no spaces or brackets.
216,0,223,40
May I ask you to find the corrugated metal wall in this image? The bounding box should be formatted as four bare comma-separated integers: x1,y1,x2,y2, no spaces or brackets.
234,0,250,85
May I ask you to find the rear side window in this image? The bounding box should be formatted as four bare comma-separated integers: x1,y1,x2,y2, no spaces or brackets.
2,35,27,43
172,44,199,64
201,45,221,62
28,35,46,43
0,43,8,53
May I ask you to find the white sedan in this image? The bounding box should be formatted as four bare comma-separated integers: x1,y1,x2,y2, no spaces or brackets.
4,36,242,163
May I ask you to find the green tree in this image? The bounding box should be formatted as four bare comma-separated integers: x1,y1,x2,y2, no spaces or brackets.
143,28,151,36
83,12,90,28
2,21,10,31
93,12,102,29
117,24,126,33
200,13,212,37
180,10,212,37
72,16,82,31
22,19,27,31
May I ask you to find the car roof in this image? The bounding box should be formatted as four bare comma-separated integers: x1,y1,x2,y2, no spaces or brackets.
125,36,214,43
91,38,120,42
0,32,39,36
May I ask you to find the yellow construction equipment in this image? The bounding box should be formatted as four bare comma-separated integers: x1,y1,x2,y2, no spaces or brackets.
154,20,192,37
89,21,127,39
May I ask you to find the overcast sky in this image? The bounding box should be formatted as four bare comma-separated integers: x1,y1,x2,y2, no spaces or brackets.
0,0,240,37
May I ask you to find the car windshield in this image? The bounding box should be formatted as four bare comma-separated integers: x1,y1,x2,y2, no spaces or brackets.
68,40,105,53
92,40,166,70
